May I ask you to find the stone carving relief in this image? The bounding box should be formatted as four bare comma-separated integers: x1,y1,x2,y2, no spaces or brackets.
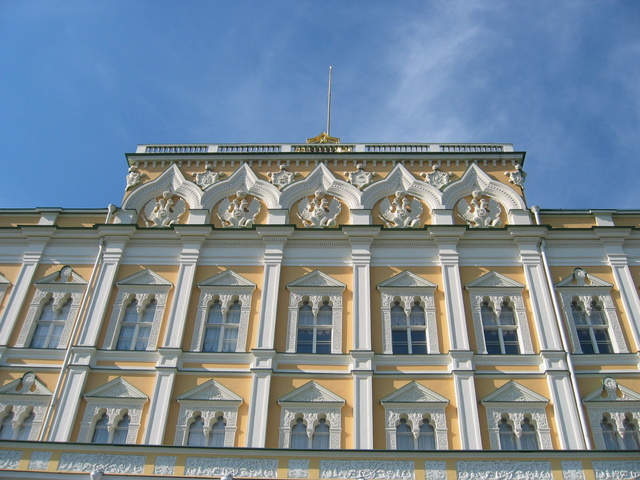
279,408,342,449
217,190,261,228
345,163,375,189
125,164,146,190
458,189,503,228
0,450,22,470
380,292,438,354
561,461,585,480
176,406,239,447
286,291,343,354
185,457,278,478
28,451,52,471
457,461,552,479
78,403,145,444
298,190,341,228
193,163,225,189
289,459,310,479
422,165,451,190
505,164,527,189
269,164,300,189
58,453,145,474
320,460,415,480
385,409,448,450
424,461,447,480
486,410,552,450
379,191,424,228
142,190,187,227
592,461,640,480
154,456,177,476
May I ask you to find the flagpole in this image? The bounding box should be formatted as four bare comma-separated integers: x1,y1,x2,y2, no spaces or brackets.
326,66,333,136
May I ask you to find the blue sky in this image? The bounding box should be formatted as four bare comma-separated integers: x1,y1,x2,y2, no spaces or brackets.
1,1,639,210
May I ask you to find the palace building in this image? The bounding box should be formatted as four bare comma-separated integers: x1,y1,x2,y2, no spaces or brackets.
0,135,639,479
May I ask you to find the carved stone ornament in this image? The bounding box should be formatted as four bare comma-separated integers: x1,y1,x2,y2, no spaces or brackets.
269,164,299,189
298,190,341,228
505,164,527,189
125,164,146,190
217,190,261,228
28,451,52,471
0,450,22,470
289,459,310,479
457,460,552,479
58,453,145,474
345,163,375,189
142,190,187,227
422,165,451,190
592,461,640,480
424,461,447,480
185,457,278,478
561,461,585,480
379,191,424,228
193,163,225,189
458,189,502,228
154,456,177,476
320,460,415,480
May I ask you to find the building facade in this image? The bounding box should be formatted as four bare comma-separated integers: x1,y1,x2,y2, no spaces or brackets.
0,137,639,479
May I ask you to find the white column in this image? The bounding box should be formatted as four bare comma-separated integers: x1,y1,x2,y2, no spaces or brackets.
512,232,563,350
144,349,180,444
48,361,90,441
452,352,483,449
546,367,587,449
598,233,640,351
352,352,374,449
0,228,53,347
245,351,274,447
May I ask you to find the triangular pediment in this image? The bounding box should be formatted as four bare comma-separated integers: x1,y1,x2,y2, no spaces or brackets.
278,381,345,405
466,271,524,290
556,268,612,288
198,270,256,288
377,271,437,290
287,270,346,290
583,380,640,403
481,381,548,404
380,381,449,405
35,267,87,285
0,373,52,397
84,377,147,400
116,269,172,287
177,379,242,403
0,273,10,286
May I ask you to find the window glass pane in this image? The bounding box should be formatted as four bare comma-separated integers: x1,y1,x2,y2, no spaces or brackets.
92,413,109,443
590,304,607,325
577,329,595,354
0,410,15,440
226,302,241,324
601,418,620,450
141,300,156,324
312,418,330,449
122,301,139,323
188,416,205,447
116,326,134,350
315,329,332,354
297,329,314,353
291,418,308,449
210,417,226,447
520,418,539,449
17,411,34,441
58,299,72,320
317,303,332,325
484,329,502,354
571,302,587,325
39,300,56,322
409,304,425,326
498,419,517,450
502,329,520,354
392,330,409,355
593,329,613,354
417,422,435,450
206,302,223,324
391,304,405,326
112,414,130,444
410,330,427,354
396,419,414,450
623,418,640,450
134,326,151,350
30,324,49,349
203,326,221,352
499,304,516,325
48,324,64,349
299,303,314,326
481,304,496,325
222,327,238,352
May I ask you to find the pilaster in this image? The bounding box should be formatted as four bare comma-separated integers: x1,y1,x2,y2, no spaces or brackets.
144,348,181,445
351,350,374,449
450,350,482,449
0,227,54,346
245,349,275,447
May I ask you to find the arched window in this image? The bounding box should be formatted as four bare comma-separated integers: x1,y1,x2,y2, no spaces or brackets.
622,414,640,450
112,413,130,444
16,410,35,441
417,419,435,450
520,416,539,449
297,299,332,354
290,417,309,449
91,412,110,443
187,415,205,447
209,416,226,447
391,300,427,354
116,298,155,351
601,415,620,450
572,298,612,354
312,417,330,449
396,418,414,450
498,417,517,450
482,299,520,354
0,409,15,440
202,299,241,352
30,297,71,348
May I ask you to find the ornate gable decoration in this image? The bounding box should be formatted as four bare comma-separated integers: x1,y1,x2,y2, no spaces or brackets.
287,270,346,292
377,271,437,293
278,381,345,406
381,381,448,407
555,268,612,289
466,271,525,291
198,270,256,290
583,377,640,403
35,266,87,287
116,269,173,289
178,379,242,405
481,381,548,406
0,372,52,398
0,273,10,286
84,377,148,401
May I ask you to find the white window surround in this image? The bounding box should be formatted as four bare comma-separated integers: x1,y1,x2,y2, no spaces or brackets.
583,376,640,450
0,372,52,440
278,381,345,449
103,269,172,351
190,270,256,353
380,381,449,450
78,377,147,444
377,271,439,355
286,270,345,354
0,272,10,309
174,379,242,447
466,271,534,355
556,268,628,354
16,266,87,349
481,380,552,450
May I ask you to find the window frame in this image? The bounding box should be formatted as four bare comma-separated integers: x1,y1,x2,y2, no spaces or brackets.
78,377,147,444
377,271,439,355
190,270,256,353
466,271,533,355
102,269,172,351
175,379,242,448
556,268,627,354
380,381,449,450
286,271,345,355
0,372,51,441
16,266,87,349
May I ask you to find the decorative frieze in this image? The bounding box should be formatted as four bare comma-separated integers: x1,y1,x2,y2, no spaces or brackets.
561,461,585,480
457,460,552,479
58,453,145,474
288,459,310,479
28,451,51,470
0,450,22,469
424,461,446,480
154,455,177,475
379,191,424,228
592,461,640,480
320,459,415,480
185,457,278,478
